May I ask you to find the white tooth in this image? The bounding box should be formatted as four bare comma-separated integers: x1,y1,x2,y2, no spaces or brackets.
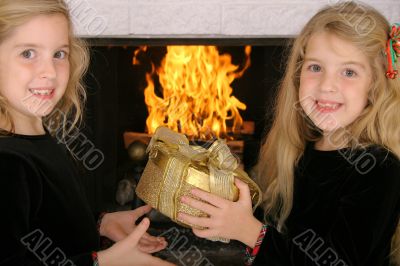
30,89,53,95
318,102,339,109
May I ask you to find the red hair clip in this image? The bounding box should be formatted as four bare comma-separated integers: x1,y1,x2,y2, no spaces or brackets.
386,23,400,79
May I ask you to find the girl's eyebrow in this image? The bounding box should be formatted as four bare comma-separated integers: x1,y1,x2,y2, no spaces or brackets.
13,43,70,49
342,61,367,70
304,57,367,70
303,57,321,62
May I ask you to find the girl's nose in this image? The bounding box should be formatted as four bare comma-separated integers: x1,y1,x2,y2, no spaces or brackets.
319,73,337,92
39,59,56,79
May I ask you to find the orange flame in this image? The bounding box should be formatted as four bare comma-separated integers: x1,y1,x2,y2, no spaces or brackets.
133,46,251,140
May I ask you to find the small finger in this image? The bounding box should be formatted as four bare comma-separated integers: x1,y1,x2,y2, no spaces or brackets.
139,237,157,246
181,196,216,215
192,228,218,239
131,205,152,220
139,236,166,247
190,189,227,208
128,217,150,243
139,238,167,253
234,178,251,203
177,212,211,228
142,233,166,243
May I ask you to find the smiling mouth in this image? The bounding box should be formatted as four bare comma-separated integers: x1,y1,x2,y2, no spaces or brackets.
315,100,343,113
29,88,55,97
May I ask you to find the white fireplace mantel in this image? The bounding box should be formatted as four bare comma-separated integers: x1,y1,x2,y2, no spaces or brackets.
66,0,400,38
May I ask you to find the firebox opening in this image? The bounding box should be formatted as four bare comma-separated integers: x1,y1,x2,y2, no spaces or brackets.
81,39,288,213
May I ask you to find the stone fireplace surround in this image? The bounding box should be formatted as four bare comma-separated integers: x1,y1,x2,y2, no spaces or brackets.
68,0,399,39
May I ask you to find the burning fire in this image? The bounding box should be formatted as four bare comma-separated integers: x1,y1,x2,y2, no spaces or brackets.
133,46,251,140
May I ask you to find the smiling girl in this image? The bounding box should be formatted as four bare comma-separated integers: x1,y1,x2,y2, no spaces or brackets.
178,2,400,265
0,1,174,265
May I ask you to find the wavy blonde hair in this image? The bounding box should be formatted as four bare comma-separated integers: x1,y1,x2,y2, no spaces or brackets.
253,1,400,264
0,0,89,136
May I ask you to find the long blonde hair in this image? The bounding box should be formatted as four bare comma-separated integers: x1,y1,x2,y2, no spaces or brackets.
0,0,89,136
253,1,400,264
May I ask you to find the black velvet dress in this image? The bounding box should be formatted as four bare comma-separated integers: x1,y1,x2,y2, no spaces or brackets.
253,143,400,266
0,132,99,265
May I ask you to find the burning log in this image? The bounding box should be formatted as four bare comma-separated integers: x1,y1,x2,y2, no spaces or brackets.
123,121,254,160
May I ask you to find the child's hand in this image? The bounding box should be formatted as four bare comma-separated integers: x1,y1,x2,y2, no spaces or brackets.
100,205,167,253
97,217,176,266
178,178,263,247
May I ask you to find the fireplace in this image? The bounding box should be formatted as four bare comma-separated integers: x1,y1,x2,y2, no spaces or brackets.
77,38,285,265
82,39,285,198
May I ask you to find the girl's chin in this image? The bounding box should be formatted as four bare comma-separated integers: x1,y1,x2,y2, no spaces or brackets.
31,106,55,118
313,119,342,133
319,127,341,135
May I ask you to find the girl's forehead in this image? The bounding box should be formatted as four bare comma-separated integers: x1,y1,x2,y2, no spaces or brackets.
305,31,368,61
6,14,70,46
301,31,372,75
17,14,68,31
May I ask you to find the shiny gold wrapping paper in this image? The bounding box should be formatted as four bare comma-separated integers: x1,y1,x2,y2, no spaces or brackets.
136,127,262,243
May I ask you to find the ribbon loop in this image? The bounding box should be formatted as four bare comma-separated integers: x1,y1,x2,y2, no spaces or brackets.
149,127,240,176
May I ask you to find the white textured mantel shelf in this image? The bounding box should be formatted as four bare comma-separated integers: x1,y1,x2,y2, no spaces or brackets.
66,0,400,38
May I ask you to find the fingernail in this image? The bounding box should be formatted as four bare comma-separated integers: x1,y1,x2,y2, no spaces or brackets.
140,217,149,226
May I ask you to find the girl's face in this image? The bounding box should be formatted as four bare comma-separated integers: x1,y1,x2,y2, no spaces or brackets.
0,14,70,127
299,31,372,133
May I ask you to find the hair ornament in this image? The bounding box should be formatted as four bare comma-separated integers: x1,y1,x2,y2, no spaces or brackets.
386,23,400,79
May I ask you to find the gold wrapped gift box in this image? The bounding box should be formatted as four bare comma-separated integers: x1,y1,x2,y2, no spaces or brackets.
136,127,262,242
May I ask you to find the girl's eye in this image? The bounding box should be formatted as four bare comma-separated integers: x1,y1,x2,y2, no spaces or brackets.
21,49,35,59
54,50,68,59
308,64,321,72
343,69,357,77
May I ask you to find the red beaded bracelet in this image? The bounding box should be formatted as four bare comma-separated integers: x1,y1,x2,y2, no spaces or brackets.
244,224,268,265
92,251,99,266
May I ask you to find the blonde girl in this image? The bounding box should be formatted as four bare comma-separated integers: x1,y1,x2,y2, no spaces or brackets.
179,1,400,265
0,1,174,265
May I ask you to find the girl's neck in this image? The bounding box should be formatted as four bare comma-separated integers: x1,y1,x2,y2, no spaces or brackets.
0,115,45,135
315,130,350,151
315,138,337,151
14,123,46,135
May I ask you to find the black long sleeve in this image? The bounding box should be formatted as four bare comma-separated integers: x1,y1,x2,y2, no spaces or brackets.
0,133,100,266
253,144,400,266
